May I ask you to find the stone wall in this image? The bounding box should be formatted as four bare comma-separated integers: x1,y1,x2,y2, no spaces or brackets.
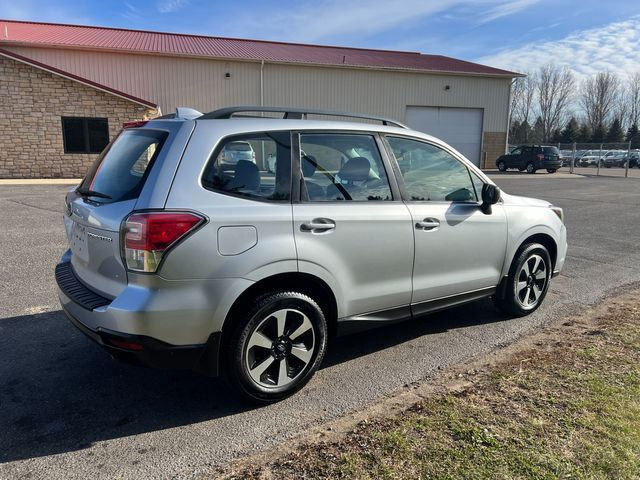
482,131,507,169
0,55,157,178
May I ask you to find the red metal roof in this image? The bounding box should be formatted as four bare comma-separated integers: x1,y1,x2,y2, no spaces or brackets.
0,47,157,108
0,19,519,77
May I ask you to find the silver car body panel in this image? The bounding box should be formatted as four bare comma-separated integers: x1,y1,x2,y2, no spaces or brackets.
57,116,568,348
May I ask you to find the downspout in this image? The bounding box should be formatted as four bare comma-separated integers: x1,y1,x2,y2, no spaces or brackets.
260,60,264,108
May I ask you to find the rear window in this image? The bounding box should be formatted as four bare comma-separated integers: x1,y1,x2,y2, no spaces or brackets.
79,129,168,202
226,142,252,151
543,147,560,155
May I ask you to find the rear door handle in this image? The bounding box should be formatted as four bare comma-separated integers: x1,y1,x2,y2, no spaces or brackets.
415,218,440,230
301,218,336,232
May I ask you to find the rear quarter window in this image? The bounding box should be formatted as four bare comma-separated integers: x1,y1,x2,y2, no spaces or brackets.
79,129,168,202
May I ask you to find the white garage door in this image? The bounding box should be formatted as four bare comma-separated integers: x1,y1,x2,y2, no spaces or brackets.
405,106,484,166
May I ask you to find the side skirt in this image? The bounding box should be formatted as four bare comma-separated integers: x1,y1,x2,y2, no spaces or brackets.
336,287,496,336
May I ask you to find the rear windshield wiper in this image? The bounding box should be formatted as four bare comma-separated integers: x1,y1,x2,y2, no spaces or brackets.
75,187,112,199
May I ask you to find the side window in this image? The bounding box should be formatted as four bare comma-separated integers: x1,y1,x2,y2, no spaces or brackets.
299,133,392,202
387,136,477,202
510,147,522,155
202,132,291,201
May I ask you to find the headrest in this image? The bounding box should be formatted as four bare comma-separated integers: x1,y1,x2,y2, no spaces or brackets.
301,154,317,178
228,160,260,190
338,156,371,182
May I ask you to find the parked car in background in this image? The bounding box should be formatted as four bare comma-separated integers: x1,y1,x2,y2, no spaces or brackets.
602,150,627,168
577,151,599,167
496,145,562,174
623,151,640,168
56,106,567,403
219,141,256,166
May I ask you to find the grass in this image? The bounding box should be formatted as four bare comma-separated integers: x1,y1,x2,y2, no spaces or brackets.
221,299,640,480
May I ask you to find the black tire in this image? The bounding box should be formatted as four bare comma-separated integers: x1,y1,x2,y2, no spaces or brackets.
526,162,536,174
546,169,557,173
492,243,552,317
223,291,327,403
497,160,507,172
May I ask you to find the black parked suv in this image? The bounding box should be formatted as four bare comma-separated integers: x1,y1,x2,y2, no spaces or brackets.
496,145,562,174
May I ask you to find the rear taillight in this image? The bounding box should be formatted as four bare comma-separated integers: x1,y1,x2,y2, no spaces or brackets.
537,154,544,161
123,212,204,272
123,120,149,129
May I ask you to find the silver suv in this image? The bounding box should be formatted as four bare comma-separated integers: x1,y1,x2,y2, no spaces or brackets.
56,106,567,402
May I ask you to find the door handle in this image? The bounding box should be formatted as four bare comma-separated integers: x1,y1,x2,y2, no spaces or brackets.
415,218,440,230
301,218,336,232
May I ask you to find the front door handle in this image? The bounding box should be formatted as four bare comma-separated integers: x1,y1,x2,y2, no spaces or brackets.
301,218,336,232
415,218,440,230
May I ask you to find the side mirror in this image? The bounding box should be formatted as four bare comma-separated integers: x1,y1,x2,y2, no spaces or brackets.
481,183,501,214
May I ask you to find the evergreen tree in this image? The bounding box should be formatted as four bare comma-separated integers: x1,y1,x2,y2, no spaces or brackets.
509,119,522,144
626,123,640,149
577,123,592,144
532,116,544,143
560,117,580,144
591,122,606,143
605,118,624,143
551,128,562,144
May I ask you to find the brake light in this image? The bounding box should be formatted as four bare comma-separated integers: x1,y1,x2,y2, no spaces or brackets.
123,120,149,129
123,212,204,272
108,338,144,351
537,154,544,161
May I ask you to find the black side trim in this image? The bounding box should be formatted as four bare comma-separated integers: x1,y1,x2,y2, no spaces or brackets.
337,305,411,336
411,287,496,318
55,261,111,310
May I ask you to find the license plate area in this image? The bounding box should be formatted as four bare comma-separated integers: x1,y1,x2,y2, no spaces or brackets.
70,221,89,262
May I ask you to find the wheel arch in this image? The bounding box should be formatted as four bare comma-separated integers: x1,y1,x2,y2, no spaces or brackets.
221,272,339,342
516,232,558,272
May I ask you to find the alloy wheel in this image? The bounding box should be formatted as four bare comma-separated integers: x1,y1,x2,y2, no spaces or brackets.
244,308,315,388
515,254,547,309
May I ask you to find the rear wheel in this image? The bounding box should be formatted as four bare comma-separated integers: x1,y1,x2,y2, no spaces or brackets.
497,160,507,172
526,162,536,174
546,169,557,173
223,291,327,403
493,243,551,317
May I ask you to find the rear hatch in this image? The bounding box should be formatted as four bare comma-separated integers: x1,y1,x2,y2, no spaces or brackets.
542,146,561,164
64,127,170,299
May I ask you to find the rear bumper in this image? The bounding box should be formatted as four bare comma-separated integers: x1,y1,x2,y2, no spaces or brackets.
62,303,221,375
54,254,251,375
536,159,562,169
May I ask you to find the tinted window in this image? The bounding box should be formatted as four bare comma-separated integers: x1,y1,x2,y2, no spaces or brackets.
543,147,560,154
300,134,392,202
79,129,167,202
202,132,291,201
387,136,477,202
62,117,109,154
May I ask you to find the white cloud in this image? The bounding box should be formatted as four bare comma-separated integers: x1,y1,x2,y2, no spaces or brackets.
477,17,640,78
477,0,539,24
157,0,188,14
217,0,537,44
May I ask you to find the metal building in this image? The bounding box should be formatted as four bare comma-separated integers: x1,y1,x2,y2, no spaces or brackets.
0,19,519,178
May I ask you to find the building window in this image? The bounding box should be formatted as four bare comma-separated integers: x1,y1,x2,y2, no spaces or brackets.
61,117,110,154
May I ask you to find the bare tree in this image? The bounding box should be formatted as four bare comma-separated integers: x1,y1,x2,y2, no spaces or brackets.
536,65,574,142
579,72,621,130
510,73,536,126
627,72,640,128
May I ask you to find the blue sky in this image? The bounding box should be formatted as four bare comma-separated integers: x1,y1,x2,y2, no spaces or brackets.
1,0,639,75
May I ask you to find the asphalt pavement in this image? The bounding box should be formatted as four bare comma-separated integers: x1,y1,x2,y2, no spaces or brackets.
1,174,640,479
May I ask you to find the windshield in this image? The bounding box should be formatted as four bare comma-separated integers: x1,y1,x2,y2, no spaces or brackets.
79,129,168,202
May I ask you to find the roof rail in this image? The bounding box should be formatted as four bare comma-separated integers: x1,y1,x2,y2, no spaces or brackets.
199,105,408,129
156,107,203,120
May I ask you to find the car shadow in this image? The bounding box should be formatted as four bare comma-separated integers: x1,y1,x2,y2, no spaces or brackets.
0,299,507,463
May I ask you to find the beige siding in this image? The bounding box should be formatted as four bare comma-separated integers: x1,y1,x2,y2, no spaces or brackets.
4,46,510,130
3,46,510,166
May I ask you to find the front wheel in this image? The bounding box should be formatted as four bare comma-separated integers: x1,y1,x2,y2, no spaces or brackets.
497,160,507,172
526,162,536,174
546,169,557,173
223,291,327,403
493,243,551,317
